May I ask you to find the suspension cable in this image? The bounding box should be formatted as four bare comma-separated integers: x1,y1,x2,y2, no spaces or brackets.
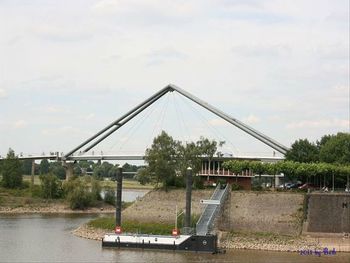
177,93,240,155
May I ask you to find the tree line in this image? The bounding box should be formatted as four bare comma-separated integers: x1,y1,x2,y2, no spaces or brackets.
224,132,350,189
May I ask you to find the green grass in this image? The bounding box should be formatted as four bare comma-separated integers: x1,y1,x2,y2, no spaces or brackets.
88,217,174,235
23,175,41,185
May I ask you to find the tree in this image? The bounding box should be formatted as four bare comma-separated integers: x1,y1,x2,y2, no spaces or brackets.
39,159,50,174
135,168,151,185
1,149,23,188
49,162,66,180
285,139,319,163
145,131,180,189
319,132,350,164
196,137,221,173
93,162,114,179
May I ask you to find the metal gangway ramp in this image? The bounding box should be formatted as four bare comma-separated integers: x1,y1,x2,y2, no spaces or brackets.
196,183,230,236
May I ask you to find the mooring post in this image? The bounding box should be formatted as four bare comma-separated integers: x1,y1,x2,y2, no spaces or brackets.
115,167,123,227
185,167,193,233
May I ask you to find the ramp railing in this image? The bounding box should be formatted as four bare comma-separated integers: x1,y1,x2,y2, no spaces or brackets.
196,183,230,235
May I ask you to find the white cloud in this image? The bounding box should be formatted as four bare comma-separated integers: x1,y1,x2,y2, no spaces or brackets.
0,0,348,156
286,119,350,129
92,0,194,16
84,113,96,120
41,126,87,136
13,120,27,128
0,88,7,99
32,25,93,42
46,106,64,113
243,114,260,124
208,118,228,127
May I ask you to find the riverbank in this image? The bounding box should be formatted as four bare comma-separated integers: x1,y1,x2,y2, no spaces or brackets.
0,183,147,214
220,231,350,252
0,201,116,214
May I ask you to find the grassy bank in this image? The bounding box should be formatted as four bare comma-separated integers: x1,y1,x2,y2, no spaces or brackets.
88,217,174,235
0,185,47,208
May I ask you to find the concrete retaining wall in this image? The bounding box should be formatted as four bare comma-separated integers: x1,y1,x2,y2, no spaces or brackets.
219,192,305,236
124,190,305,236
306,193,350,233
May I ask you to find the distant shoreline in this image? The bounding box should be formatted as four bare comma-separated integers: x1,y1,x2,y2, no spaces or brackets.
0,203,116,215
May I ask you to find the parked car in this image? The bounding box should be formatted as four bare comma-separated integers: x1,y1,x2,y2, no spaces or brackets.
279,182,302,189
298,183,317,190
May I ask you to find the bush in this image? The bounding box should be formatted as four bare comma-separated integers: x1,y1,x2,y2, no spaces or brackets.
63,176,99,209
66,186,93,209
252,185,263,191
193,176,204,189
39,173,63,199
103,187,115,206
91,178,102,201
231,183,242,191
30,185,42,198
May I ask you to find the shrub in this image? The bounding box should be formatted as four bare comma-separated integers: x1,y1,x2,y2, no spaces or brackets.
193,176,204,189
31,185,42,198
39,173,63,199
252,185,263,191
63,176,98,209
91,178,102,201
66,186,93,209
231,183,242,191
103,187,115,206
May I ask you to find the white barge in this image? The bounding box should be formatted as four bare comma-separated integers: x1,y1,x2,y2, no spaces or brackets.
102,233,218,253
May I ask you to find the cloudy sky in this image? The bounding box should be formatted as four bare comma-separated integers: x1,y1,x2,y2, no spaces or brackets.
0,0,349,158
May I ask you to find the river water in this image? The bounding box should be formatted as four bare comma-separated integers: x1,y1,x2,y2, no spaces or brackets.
0,190,349,262
1,214,348,263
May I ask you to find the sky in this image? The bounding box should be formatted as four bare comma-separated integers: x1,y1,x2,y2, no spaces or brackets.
0,0,349,159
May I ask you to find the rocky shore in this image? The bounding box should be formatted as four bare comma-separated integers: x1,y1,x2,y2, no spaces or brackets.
72,224,106,241
220,232,321,252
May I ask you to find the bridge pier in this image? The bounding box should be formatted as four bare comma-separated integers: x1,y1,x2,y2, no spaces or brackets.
63,161,74,181
31,160,35,186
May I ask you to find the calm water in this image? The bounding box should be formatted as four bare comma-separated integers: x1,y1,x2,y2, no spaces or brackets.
100,189,148,203
1,215,349,263
121,189,148,202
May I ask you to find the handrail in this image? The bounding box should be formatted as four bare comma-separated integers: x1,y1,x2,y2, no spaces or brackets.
196,183,230,235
